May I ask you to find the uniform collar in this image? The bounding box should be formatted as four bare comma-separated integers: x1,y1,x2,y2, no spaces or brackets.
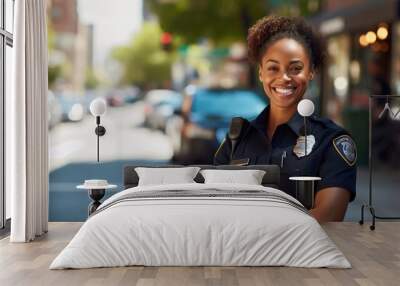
251,105,304,137
287,110,304,136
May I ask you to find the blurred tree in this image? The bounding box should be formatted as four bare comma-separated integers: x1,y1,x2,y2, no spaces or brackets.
48,65,62,89
48,22,63,89
146,0,321,88
147,0,270,88
148,0,321,43
147,0,268,43
85,68,100,90
269,0,321,17
111,23,175,89
48,22,56,51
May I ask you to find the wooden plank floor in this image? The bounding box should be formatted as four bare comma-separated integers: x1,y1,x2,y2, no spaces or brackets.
0,222,399,286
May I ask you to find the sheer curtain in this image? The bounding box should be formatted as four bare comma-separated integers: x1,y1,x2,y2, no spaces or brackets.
6,0,48,242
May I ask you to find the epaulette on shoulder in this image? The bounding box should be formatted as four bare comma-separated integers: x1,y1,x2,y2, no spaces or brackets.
309,116,345,132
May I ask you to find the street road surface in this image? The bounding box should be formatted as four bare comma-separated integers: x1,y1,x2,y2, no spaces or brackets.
49,101,173,172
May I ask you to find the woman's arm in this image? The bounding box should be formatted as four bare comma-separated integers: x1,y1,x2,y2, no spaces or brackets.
309,187,351,223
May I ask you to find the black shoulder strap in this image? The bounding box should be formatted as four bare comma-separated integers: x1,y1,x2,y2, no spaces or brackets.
228,117,250,161
228,117,247,140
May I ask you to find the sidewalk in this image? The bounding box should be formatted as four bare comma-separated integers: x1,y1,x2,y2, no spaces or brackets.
345,166,400,221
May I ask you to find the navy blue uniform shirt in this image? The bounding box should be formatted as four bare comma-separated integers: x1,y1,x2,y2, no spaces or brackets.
214,106,357,201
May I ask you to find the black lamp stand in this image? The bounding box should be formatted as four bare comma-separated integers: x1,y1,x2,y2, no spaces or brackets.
94,116,106,162
304,116,307,157
88,189,105,216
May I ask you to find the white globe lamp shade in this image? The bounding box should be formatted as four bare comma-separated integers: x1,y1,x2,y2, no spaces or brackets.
90,98,107,117
297,99,314,117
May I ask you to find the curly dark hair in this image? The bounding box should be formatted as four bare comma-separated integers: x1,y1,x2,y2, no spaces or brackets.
247,15,325,70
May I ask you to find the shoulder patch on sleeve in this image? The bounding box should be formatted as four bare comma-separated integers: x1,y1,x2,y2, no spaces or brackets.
332,135,357,166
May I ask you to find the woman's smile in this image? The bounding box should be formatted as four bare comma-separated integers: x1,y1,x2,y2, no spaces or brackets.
271,85,297,97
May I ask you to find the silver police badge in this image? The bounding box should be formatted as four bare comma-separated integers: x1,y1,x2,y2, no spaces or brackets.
333,135,357,166
293,135,315,158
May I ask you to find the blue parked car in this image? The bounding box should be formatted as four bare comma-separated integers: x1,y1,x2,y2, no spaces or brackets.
173,88,267,164
143,89,183,131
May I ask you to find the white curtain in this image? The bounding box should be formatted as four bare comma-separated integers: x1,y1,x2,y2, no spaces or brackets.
7,0,49,242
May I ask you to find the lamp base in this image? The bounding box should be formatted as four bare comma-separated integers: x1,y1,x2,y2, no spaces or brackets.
289,177,321,210
95,125,106,136
88,188,105,216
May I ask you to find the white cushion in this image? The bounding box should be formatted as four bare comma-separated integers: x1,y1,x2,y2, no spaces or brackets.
200,169,266,185
135,167,201,186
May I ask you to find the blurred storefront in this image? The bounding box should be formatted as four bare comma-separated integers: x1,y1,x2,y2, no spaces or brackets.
47,0,94,92
310,0,399,165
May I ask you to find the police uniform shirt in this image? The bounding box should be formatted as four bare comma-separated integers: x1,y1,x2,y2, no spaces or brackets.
214,106,357,201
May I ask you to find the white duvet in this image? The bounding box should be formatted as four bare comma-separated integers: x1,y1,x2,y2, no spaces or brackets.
50,183,351,269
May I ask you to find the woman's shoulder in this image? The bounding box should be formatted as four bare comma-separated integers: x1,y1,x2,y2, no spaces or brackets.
309,115,349,136
310,116,357,167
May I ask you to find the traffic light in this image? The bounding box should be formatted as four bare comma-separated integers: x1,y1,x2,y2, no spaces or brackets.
160,32,173,51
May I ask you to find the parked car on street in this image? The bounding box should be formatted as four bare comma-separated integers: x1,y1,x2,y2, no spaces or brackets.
171,88,267,164
80,90,99,114
106,90,125,107
143,89,183,131
106,87,140,107
48,90,62,129
122,86,141,104
57,92,85,122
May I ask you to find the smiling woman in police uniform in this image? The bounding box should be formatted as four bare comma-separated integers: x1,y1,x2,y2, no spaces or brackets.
214,16,357,223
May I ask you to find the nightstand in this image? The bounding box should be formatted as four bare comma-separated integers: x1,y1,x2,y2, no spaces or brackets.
77,180,117,216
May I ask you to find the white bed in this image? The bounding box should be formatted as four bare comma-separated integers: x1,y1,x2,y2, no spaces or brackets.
50,182,350,269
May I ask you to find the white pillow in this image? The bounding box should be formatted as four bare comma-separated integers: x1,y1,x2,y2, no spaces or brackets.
135,167,201,186
200,169,266,185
